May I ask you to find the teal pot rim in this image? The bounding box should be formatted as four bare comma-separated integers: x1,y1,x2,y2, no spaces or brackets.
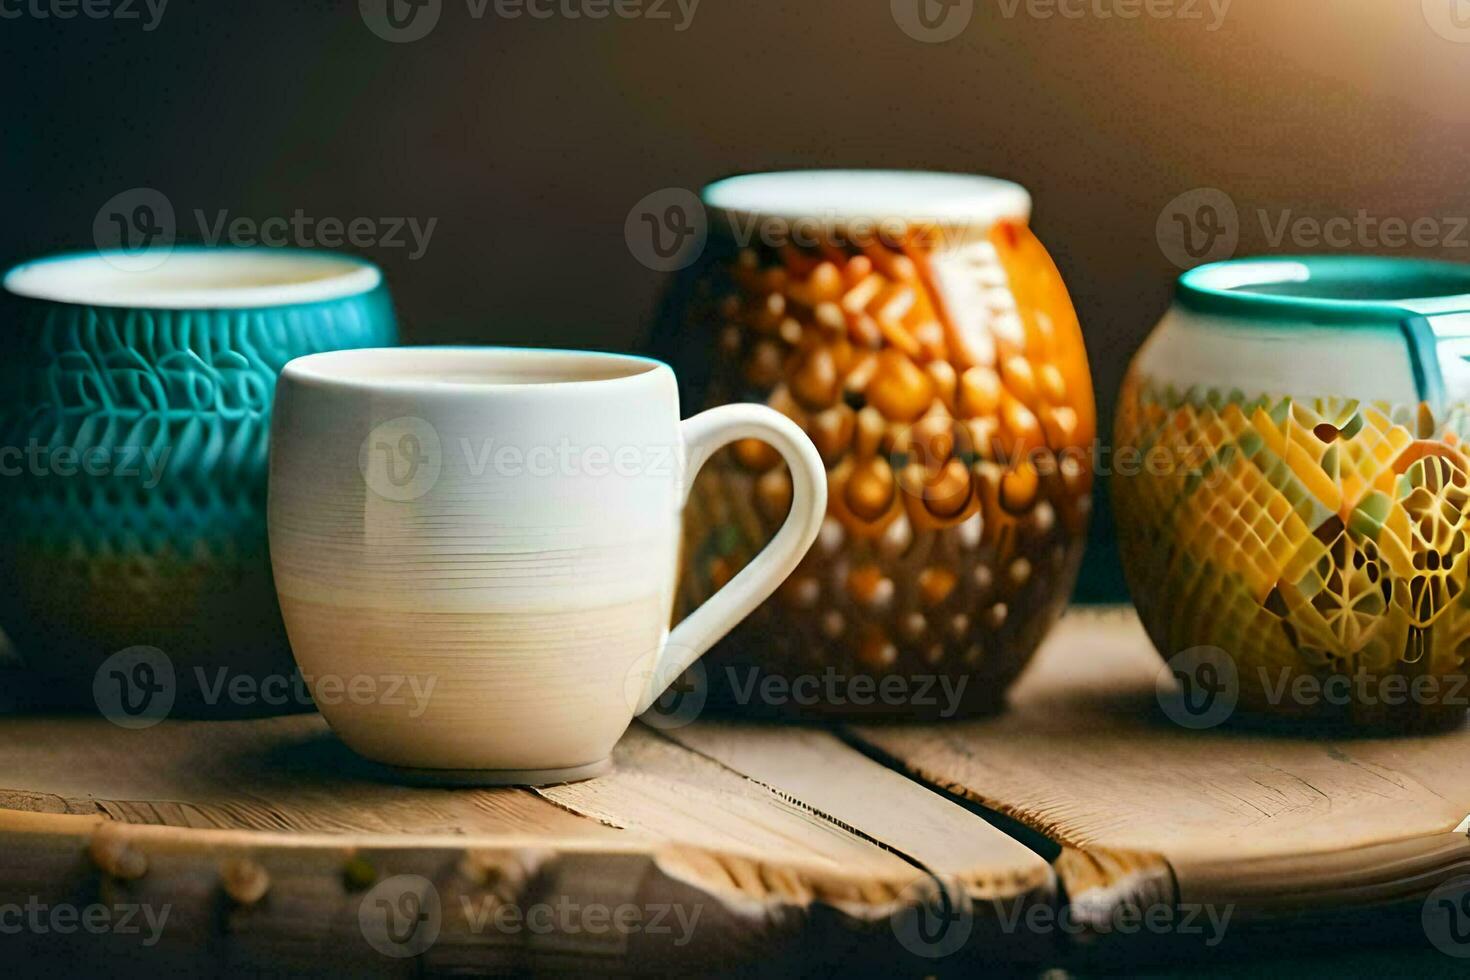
1176,255,1470,325
1175,255,1470,411
2,246,384,312
700,169,1032,231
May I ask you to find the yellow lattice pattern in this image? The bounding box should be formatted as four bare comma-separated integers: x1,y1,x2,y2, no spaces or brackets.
1116,375,1470,724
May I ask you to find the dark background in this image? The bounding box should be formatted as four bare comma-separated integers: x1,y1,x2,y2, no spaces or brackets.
5,0,1470,599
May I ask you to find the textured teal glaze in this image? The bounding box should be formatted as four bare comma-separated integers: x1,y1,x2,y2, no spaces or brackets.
1,285,396,551
0,270,397,714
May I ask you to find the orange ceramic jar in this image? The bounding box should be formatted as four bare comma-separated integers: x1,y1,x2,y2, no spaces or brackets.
653,171,1095,718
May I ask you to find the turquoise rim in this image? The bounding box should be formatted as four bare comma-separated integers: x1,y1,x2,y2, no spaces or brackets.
1176,256,1470,414
1176,256,1470,324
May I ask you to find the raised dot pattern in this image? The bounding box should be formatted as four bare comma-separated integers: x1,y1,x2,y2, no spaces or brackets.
666,223,1095,717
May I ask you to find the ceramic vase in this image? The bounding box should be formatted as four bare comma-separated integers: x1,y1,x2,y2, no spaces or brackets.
653,170,1095,719
0,247,397,716
1116,256,1470,729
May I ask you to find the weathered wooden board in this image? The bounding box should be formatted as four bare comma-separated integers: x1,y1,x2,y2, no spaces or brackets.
0,711,1052,974
2,609,1467,974
850,610,1470,929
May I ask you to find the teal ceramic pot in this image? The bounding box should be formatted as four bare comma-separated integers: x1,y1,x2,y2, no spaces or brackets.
0,248,397,716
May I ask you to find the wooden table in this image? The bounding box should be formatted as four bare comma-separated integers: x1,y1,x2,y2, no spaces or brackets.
1,610,1468,976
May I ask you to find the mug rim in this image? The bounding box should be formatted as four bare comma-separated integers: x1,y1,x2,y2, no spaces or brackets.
701,169,1032,230
281,345,671,393
2,246,383,311
1177,255,1470,323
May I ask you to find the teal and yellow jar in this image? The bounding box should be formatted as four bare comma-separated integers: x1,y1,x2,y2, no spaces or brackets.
1116,256,1470,729
0,248,397,715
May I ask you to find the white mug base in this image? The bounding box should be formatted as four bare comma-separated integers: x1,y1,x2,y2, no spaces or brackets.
386,758,613,788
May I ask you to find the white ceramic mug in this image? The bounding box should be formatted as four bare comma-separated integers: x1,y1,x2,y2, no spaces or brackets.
268,347,826,784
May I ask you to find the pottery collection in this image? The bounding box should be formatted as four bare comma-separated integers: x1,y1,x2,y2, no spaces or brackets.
2,175,1469,780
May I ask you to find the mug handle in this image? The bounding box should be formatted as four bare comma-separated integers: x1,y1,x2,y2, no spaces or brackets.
634,404,828,715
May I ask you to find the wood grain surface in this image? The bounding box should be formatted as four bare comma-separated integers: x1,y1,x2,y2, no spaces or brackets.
1,609,1467,975
849,611,1470,923
0,707,1050,974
